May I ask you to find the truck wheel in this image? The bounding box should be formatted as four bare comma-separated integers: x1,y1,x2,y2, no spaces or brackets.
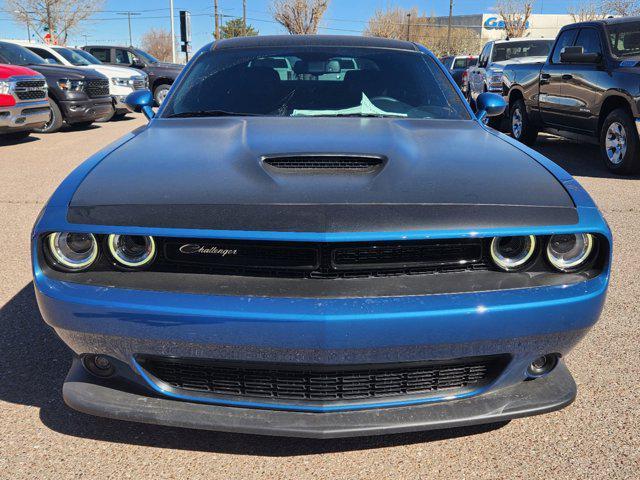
154,84,171,106
96,107,116,123
510,99,538,146
600,108,640,175
33,100,63,134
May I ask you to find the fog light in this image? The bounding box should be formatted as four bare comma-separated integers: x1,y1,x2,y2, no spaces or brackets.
83,354,116,377
527,354,558,378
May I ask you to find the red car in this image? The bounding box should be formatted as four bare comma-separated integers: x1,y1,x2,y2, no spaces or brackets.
0,63,50,141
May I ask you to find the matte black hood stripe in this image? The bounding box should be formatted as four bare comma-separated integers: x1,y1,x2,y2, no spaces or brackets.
67,204,578,231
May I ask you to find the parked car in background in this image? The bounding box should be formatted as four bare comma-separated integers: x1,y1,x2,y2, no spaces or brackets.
468,38,554,103
7,41,148,122
0,63,49,141
82,45,182,105
34,35,611,438
439,55,478,92
0,41,112,133
503,17,640,174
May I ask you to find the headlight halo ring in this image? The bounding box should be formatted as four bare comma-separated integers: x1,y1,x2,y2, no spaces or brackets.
107,234,156,268
47,232,98,271
546,233,595,272
490,235,537,271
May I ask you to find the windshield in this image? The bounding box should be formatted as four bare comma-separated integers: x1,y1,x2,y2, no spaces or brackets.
163,46,470,120
492,40,553,62
608,22,640,57
134,48,158,64
0,41,46,66
53,47,93,66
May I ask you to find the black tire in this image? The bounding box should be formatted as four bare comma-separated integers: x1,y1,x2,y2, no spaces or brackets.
509,98,538,146
600,108,640,175
113,111,128,120
1,131,30,141
33,99,63,134
154,84,171,106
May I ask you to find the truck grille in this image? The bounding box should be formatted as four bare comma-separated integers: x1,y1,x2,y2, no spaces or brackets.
156,238,487,279
14,79,47,100
85,78,109,97
138,355,509,404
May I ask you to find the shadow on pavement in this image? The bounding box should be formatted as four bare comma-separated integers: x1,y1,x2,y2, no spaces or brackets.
0,135,40,146
0,283,508,456
535,134,640,180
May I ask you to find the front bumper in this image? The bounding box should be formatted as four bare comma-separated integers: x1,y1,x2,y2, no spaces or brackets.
64,357,576,438
58,97,113,124
113,95,133,112
0,99,50,133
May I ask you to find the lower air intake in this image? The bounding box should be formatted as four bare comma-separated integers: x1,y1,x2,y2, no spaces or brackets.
138,355,509,406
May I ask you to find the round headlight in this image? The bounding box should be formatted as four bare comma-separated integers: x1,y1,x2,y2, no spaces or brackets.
547,234,594,272
47,232,98,270
108,234,156,267
490,235,536,271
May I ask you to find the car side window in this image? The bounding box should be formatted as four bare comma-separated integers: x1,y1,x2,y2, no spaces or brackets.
479,44,491,67
552,29,578,63
575,28,603,56
115,49,133,65
29,47,61,64
89,48,110,62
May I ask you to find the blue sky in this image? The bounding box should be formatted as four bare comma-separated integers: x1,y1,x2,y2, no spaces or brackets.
1,0,575,51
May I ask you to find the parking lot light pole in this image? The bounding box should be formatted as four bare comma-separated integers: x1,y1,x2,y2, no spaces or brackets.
170,0,176,63
117,11,141,46
446,0,453,55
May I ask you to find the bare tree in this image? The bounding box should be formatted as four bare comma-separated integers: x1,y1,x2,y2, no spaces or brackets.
4,0,103,44
272,0,329,34
494,0,534,39
221,18,258,38
365,7,480,57
602,0,640,16
569,1,608,22
140,28,174,63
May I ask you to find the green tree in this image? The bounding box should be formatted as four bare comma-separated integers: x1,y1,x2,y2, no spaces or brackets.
221,18,258,38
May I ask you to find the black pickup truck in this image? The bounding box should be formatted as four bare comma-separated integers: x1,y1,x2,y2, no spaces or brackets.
503,17,640,174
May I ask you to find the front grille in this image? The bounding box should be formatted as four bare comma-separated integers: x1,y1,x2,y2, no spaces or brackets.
139,355,509,404
85,78,109,97
263,155,384,172
15,80,47,100
157,238,487,279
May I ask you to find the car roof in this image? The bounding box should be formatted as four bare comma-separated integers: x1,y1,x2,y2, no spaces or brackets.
493,38,554,44
562,16,639,29
211,35,418,52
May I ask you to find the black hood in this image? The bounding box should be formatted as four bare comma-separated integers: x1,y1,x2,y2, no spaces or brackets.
27,64,104,80
68,118,577,231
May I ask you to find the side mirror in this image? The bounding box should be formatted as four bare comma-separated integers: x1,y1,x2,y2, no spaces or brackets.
560,46,601,64
476,92,506,122
125,89,154,120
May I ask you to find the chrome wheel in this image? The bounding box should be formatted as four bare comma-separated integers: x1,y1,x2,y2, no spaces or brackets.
511,107,523,139
156,87,169,105
605,122,627,165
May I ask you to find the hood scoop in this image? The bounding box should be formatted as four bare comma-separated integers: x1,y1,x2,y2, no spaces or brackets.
262,154,385,173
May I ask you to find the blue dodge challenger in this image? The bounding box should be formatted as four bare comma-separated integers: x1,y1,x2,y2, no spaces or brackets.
32,36,611,438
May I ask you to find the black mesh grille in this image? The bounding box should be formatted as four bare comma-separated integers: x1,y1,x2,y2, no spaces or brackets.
263,156,383,172
155,238,487,279
15,80,46,100
139,355,509,403
85,78,109,97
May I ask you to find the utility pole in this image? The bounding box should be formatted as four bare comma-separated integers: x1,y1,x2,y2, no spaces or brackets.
446,0,453,55
214,0,220,40
170,0,176,63
243,0,247,36
117,12,141,46
406,13,411,41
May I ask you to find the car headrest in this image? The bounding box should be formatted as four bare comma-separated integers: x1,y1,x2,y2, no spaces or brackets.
343,70,387,96
244,66,280,86
623,32,640,51
293,60,307,75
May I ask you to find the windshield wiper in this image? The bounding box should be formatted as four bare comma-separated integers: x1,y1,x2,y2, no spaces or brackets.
167,110,261,118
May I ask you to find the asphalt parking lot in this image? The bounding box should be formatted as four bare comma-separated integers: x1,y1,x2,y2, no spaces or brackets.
0,116,638,479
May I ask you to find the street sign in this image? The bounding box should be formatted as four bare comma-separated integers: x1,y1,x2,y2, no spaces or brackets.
180,11,191,44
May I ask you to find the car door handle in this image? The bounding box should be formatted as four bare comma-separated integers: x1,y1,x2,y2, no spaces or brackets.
562,74,573,81
541,73,551,79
